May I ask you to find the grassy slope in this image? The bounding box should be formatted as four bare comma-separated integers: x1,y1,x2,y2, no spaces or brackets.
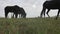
0,18,60,34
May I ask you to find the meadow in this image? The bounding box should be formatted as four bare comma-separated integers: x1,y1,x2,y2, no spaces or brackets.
0,17,60,34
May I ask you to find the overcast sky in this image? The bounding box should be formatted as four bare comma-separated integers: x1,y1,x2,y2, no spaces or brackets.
0,0,58,18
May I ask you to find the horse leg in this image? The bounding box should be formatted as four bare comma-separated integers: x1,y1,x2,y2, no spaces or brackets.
5,12,8,18
40,8,44,17
19,14,20,18
56,9,60,19
43,9,46,18
46,9,50,17
12,13,14,18
40,7,46,18
19,14,21,18
15,14,18,18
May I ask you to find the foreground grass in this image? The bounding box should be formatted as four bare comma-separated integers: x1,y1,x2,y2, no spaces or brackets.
0,17,60,34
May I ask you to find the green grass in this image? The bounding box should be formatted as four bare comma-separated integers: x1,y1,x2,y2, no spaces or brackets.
0,17,60,34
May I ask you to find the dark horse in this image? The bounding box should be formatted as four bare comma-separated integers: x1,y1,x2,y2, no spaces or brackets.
12,7,26,18
40,1,60,19
4,5,26,18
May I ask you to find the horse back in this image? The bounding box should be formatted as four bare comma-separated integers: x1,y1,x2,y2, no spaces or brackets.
5,6,15,12
43,1,60,9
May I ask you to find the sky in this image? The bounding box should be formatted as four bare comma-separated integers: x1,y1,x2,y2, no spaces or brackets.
0,0,58,18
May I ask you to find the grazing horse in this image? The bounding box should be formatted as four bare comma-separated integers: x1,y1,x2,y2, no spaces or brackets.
40,1,60,19
12,7,26,18
4,5,26,18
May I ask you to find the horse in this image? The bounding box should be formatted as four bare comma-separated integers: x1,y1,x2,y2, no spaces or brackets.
12,7,26,18
40,1,60,19
4,5,26,18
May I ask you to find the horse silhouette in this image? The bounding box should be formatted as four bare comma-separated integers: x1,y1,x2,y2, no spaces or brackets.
40,1,60,19
12,7,26,18
4,5,26,18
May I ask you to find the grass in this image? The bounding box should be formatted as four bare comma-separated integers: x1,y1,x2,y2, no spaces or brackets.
0,17,60,34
